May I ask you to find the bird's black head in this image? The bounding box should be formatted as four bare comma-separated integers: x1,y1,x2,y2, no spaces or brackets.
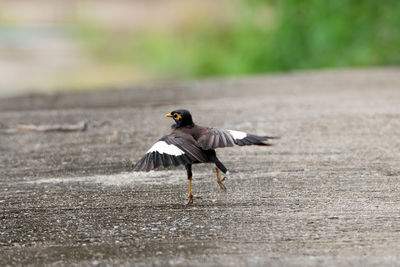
165,109,194,128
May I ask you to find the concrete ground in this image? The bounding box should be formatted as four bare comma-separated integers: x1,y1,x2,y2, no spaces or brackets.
1,68,400,266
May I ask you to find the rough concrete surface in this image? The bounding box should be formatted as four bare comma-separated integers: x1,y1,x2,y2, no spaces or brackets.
1,68,400,266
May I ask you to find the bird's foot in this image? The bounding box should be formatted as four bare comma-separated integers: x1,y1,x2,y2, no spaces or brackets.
218,177,227,192
185,194,201,205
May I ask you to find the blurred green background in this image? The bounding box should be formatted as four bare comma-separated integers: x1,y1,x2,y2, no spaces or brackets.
1,0,399,95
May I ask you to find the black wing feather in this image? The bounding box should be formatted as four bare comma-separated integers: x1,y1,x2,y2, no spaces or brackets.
197,128,276,150
197,128,235,150
132,132,208,172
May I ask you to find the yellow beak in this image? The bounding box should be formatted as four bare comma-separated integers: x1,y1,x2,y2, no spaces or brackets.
165,113,173,118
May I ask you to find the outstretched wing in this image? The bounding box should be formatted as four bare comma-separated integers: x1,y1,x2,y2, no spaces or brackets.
132,133,208,172
197,128,277,150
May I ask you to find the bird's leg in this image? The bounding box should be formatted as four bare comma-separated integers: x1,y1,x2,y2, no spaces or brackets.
186,178,194,205
215,168,227,192
214,158,228,192
185,164,198,205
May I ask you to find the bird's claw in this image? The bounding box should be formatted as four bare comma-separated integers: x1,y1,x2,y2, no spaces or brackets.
185,194,201,205
185,195,193,205
218,178,227,192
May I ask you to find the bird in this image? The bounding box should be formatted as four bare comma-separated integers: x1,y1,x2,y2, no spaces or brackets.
132,109,277,205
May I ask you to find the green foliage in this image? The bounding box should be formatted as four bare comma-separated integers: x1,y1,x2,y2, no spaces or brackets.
72,0,400,78
267,0,400,70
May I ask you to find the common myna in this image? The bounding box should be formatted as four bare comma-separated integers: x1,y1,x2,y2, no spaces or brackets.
132,109,277,205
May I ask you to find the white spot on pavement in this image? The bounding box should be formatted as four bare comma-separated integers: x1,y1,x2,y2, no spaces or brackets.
23,169,209,186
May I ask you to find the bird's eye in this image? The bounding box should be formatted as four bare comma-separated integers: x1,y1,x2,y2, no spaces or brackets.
173,114,178,118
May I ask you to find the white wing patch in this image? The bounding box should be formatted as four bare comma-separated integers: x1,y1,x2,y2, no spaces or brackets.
147,141,185,156
227,130,247,140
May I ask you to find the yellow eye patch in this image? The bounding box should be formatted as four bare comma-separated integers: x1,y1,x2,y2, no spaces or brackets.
173,113,182,120
165,112,182,120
